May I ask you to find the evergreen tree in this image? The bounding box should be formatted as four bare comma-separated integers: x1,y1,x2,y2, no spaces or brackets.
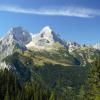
4,89,10,100
84,57,100,100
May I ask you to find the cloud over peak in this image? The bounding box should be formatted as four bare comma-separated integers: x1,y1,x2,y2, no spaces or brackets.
0,4,100,18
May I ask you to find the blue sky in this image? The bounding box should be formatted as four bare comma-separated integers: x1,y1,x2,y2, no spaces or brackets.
0,0,100,44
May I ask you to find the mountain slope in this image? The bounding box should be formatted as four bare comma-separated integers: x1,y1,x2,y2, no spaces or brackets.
3,51,88,91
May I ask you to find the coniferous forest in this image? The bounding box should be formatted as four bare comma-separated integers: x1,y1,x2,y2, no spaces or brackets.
0,57,100,100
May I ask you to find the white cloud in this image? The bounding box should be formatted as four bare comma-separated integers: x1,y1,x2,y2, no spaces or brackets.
0,5,100,18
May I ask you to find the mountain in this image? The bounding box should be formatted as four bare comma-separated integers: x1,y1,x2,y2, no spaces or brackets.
26,26,66,50
0,26,99,64
0,27,32,58
0,26,99,71
0,26,100,100
0,26,99,54
0,26,67,58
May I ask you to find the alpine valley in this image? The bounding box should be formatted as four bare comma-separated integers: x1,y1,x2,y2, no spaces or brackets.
0,26,100,100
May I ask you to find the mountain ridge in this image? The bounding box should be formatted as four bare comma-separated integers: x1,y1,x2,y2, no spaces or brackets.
0,26,100,68
0,26,99,52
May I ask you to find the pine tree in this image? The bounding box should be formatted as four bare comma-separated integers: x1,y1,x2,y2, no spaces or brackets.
78,86,85,100
4,89,10,100
84,57,100,100
49,91,55,100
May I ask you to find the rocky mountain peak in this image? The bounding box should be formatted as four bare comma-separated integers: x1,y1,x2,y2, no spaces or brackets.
0,27,32,56
7,26,32,45
9,26,24,33
39,26,56,39
40,26,53,34
26,26,66,49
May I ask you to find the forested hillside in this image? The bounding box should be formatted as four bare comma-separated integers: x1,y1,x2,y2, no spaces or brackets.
0,51,100,100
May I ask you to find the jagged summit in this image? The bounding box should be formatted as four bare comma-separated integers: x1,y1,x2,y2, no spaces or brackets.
0,26,32,56
7,26,25,37
26,26,66,49
39,26,56,39
9,26,24,33
40,26,53,34
7,26,32,45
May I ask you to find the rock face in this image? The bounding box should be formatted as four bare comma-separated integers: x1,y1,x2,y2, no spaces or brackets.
66,41,80,53
26,26,66,49
0,27,32,56
6,27,32,45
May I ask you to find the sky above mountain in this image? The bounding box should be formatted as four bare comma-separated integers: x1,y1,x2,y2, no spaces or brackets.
0,0,100,44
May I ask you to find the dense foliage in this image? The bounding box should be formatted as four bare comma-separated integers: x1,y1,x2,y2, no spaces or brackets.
0,69,51,100
83,57,100,100
0,51,100,100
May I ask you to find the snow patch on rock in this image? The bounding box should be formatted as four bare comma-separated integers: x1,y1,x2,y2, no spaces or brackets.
26,26,65,49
